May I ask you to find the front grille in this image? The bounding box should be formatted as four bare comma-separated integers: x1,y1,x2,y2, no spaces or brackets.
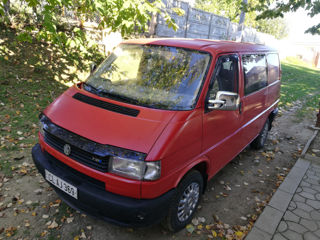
44,130,109,172
44,151,106,190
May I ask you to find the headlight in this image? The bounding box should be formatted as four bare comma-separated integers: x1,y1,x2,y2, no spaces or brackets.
109,156,161,181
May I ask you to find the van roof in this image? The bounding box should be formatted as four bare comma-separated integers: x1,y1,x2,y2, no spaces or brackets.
123,38,277,53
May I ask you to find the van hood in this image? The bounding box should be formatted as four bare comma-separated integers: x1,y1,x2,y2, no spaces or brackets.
43,86,176,154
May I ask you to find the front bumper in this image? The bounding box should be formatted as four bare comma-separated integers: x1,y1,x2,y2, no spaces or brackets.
32,144,175,227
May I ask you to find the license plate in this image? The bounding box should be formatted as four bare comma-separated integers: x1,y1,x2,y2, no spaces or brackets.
45,170,78,199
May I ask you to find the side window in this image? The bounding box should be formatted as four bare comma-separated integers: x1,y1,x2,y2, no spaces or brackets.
267,53,280,84
209,55,238,99
242,54,267,95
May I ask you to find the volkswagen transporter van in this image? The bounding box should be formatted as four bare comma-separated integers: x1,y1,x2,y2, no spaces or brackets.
32,39,281,231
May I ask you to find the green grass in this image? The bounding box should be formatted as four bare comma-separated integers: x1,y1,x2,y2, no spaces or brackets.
280,57,320,117
0,159,13,177
0,26,103,153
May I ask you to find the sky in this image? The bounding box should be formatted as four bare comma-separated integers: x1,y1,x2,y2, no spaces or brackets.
284,9,320,44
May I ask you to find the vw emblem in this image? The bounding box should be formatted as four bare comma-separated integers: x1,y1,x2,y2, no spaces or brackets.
63,144,71,156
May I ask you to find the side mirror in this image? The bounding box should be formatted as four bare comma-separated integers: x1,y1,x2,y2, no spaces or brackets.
90,62,97,74
208,91,240,111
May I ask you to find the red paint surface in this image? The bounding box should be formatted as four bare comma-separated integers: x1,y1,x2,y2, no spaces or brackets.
40,39,280,199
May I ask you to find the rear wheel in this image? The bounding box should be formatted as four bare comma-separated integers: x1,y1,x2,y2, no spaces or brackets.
162,170,203,232
251,118,270,149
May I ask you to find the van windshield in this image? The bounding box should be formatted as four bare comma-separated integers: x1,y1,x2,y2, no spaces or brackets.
84,44,211,110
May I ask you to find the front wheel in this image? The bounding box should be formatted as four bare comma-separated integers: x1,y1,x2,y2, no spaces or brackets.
251,118,270,149
162,170,203,232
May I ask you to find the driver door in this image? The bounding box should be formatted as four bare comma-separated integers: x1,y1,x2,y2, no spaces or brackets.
202,54,242,176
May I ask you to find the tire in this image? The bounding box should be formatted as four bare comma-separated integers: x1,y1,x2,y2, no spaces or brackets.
251,118,270,149
162,170,203,232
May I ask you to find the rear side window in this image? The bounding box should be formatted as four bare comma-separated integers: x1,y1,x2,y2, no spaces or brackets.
267,53,280,84
242,54,267,95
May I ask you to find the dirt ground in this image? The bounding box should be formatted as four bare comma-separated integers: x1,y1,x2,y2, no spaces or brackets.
0,106,317,240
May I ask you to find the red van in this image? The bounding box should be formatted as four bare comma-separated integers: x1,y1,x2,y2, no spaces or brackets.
32,39,280,231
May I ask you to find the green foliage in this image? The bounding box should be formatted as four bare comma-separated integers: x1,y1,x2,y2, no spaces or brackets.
256,17,288,39
250,0,320,35
0,0,179,59
195,0,288,39
195,0,242,22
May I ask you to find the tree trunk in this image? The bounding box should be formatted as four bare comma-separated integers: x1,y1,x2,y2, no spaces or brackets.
236,0,247,42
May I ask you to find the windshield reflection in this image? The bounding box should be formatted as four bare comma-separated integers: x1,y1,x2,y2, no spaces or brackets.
85,44,211,110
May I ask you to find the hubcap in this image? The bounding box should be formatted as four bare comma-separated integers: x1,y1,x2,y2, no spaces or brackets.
177,182,200,222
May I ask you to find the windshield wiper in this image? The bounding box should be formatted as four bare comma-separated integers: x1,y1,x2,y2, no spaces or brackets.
83,82,138,105
83,82,103,94
99,91,139,105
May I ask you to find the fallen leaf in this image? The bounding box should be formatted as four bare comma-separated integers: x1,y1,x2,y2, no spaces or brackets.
80,232,86,239
67,217,74,223
34,189,43,195
20,168,28,175
86,226,92,230
224,223,230,229
48,220,58,229
5,227,17,237
186,224,195,233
